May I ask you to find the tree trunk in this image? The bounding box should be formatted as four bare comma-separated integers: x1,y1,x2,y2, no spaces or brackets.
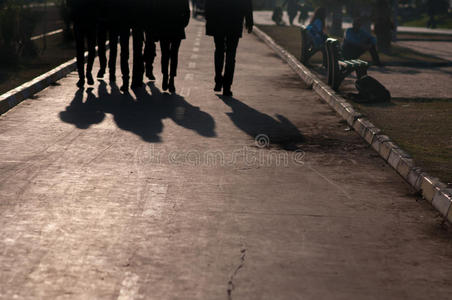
331,2,343,37
374,0,392,53
392,0,398,42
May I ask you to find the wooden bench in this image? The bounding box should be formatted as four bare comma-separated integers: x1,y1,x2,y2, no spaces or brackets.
300,27,325,65
325,38,369,91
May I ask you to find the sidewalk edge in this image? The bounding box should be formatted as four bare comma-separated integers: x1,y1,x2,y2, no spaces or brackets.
253,26,452,222
0,57,78,116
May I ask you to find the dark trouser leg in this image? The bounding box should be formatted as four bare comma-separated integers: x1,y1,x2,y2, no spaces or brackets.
86,26,96,75
169,39,181,77
144,31,156,74
119,27,130,82
223,36,239,89
108,27,119,77
97,23,107,72
132,27,144,84
369,45,382,66
160,39,171,76
213,35,226,85
74,23,86,80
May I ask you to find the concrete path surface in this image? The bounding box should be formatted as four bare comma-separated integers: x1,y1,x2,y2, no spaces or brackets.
1,19,452,300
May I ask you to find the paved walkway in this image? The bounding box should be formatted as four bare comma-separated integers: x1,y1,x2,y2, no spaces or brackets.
1,19,452,300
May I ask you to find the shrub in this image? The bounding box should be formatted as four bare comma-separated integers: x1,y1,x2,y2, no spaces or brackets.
0,0,40,66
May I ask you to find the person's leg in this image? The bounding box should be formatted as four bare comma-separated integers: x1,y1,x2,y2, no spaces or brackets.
368,45,382,66
213,35,226,91
73,23,86,87
223,35,239,96
168,39,182,93
108,26,119,80
160,39,170,91
144,30,156,80
86,25,97,85
97,22,107,77
169,39,181,78
132,27,144,88
119,26,130,91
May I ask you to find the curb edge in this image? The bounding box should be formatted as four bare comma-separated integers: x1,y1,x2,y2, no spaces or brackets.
253,26,452,222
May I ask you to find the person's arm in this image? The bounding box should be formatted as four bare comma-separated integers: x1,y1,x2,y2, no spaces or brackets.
183,0,190,27
245,0,254,33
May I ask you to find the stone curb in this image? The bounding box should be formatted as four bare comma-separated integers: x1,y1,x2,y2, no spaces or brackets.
0,38,109,116
253,26,452,222
0,57,77,116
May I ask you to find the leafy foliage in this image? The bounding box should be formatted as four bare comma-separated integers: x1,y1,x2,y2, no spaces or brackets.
0,0,41,65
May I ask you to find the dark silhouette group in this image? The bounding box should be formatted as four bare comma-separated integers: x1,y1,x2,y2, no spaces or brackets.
68,0,254,97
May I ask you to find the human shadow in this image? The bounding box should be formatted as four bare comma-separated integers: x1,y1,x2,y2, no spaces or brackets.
59,88,106,129
218,96,304,150
60,82,216,143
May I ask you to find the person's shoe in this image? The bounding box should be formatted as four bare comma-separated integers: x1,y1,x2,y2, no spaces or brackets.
214,82,222,92
223,87,233,97
146,68,156,81
76,78,85,88
86,73,94,85
120,81,129,93
162,75,169,91
168,77,176,93
97,69,105,79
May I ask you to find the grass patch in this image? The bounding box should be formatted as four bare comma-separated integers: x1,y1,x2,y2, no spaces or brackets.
0,33,75,95
398,32,452,41
258,24,452,184
355,99,452,184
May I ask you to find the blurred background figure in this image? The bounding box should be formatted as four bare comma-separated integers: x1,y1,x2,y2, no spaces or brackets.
305,7,327,66
152,0,190,93
286,0,300,26
205,0,254,97
68,0,98,88
342,17,382,66
298,2,312,25
272,5,284,26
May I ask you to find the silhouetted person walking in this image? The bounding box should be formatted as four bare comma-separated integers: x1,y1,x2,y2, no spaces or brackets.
285,0,300,26
108,0,132,92
205,0,253,97
144,1,157,82
96,0,108,79
144,32,157,81
152,0,190,93
68,0,98,88
130,0,148,89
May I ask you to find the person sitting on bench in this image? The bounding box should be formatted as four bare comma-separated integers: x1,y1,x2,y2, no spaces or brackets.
342,18,382,66
305,7,327,66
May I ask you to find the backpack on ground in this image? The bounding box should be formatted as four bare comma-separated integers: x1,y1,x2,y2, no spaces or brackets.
355,75,391,103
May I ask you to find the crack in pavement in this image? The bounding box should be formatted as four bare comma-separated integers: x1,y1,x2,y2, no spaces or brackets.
227,248,247,300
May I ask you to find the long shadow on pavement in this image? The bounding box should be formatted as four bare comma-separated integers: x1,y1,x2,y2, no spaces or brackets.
60,81,216,142
218,95,304,150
